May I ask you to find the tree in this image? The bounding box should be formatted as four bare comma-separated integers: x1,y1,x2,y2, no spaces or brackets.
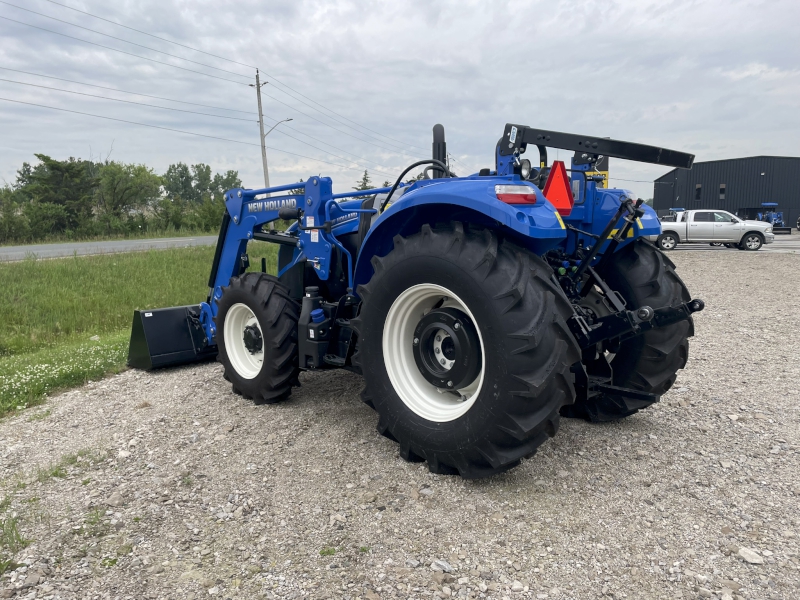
353,170,372,191
20,154,97,233
94,162,162,234
405,171,426,184
162,162,196,203
0,186,30,243
211,170,242,196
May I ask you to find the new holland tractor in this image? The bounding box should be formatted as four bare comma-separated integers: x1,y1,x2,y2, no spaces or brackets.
128,124,704,479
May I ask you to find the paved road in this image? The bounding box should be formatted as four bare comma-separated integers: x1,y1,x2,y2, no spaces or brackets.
671,234,800,254
0,236,218,262
2,232,797,262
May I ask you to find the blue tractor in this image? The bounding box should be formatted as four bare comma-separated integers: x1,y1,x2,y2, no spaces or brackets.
128,124,703,478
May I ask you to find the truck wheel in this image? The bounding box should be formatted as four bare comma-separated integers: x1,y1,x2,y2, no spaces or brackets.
352,223,580,478
562,240,692,422
656,232,678,251
215,273,300,404
739,233,763,251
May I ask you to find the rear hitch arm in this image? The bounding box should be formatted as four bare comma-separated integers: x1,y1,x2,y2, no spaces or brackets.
569,298,705,350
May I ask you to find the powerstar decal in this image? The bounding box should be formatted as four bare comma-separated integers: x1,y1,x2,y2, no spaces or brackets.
247,198,297,213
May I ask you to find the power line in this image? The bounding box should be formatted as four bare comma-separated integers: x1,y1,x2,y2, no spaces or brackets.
37,0,430,153
258,86,424,160
0,1,252,81
0,77,257,122
0,67,398,173
0,14,424,161
0,80,396,176
0,66,257,114
0,16,250,86
0,96,388,175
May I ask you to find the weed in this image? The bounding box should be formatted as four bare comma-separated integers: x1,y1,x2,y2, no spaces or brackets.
85,508,103,526
100,557,118,568
132,516,141,523
359,546,370,553
320,547,336,556
0,496,9,513
23,497,39,504
180,475,194,487
83,508,109,538
27,408,51,422
81,478,91,486
37,464,67,482
1,516,29,553
13,481,26,491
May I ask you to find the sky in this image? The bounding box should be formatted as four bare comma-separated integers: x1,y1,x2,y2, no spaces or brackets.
0,0,798,199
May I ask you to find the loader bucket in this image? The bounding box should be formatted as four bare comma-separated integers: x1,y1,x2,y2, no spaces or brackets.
127,305,217,370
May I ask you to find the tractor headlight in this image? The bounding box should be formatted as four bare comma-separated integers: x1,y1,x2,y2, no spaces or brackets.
519,159,532,180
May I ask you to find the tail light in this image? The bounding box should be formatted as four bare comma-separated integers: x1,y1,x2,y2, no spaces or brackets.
495,184,537,204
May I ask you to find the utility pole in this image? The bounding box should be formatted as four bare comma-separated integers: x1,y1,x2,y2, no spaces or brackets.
250,70,292,197
252,69,270,190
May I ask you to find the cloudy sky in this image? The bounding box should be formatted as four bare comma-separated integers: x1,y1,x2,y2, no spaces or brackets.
0,0,798,199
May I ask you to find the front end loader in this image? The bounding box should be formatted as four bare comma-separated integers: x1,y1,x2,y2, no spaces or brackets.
128,123,703,478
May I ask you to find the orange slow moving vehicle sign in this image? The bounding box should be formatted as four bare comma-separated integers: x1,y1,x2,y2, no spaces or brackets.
542,160,574,216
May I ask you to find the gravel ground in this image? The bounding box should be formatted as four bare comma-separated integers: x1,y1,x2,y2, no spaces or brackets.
1,251,798,600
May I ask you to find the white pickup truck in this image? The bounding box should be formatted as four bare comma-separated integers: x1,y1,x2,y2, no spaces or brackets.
652,209,775,251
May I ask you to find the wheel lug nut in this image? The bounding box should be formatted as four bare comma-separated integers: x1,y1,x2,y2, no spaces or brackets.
447,380,453,387
413,337,419,346
454,322,460,330
435,348,440,354
436,335,441,342
440,358,446,365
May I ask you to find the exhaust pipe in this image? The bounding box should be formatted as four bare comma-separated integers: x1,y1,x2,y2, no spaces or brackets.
432,124,446,178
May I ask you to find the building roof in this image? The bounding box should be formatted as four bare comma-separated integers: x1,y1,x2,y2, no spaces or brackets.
656,155,800,181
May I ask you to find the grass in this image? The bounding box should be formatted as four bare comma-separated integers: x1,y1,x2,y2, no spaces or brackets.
35,449,108,484
320,547,336,556
0,512,29,576
0,243,278,417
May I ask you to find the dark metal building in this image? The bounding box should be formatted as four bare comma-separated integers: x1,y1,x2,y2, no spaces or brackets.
653,156,800,227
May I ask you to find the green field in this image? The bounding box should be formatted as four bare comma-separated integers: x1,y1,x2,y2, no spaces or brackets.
0,243,278,417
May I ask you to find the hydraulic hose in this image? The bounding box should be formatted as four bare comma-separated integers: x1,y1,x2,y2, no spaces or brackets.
379,159,454,213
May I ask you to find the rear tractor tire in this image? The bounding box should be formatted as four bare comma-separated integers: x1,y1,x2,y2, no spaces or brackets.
215,273,300,404
352,223,581,478
561,240,692,422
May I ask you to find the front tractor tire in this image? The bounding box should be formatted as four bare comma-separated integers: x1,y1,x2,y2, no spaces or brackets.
353,223,581,479
562,239,692,422
215,273,300,404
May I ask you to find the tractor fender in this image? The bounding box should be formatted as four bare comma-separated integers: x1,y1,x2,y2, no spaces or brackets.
352,180,567,294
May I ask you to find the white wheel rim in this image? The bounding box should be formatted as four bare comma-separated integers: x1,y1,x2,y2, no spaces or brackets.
746,236,760,249
662,236,676,249
383,284,485,423
224,303,264,379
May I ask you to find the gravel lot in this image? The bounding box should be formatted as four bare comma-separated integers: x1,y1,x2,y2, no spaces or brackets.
1,251,798,600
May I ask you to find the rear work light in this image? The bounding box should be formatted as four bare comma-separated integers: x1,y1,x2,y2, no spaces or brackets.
495,184,537,204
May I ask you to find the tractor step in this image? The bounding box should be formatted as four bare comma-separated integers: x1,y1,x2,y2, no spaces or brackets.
773,227,792,235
